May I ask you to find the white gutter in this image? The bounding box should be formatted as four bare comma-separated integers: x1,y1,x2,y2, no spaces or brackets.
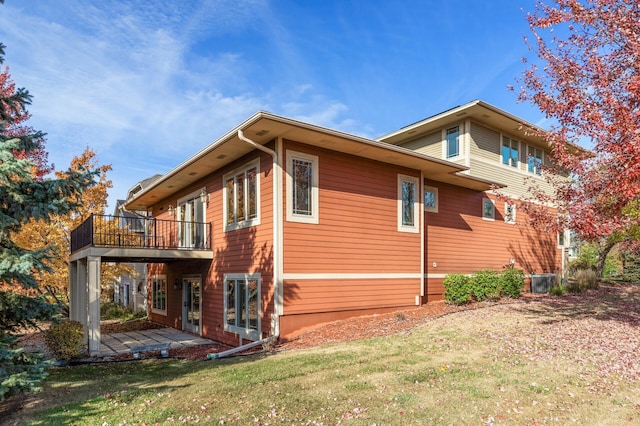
237,130,282,339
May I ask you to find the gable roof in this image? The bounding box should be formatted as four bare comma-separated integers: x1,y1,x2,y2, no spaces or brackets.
377,100,549,146
125,111,504,211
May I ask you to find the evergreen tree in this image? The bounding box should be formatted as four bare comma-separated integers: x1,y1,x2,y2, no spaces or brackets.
0,35,96,400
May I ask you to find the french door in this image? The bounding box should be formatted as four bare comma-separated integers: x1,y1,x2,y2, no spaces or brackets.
177,195,206,249
182,276,201,334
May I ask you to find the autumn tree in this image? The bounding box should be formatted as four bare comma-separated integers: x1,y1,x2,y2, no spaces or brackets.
12,147,131,310
0,36,96,400
516,0,640,277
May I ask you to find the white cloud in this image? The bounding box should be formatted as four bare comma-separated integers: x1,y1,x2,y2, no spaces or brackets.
0,0,386,209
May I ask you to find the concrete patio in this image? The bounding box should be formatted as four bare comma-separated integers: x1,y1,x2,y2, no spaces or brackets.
99,328,214,357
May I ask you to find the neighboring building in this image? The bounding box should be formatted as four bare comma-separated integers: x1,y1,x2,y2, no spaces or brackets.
110,199,149,313
70,100,566,355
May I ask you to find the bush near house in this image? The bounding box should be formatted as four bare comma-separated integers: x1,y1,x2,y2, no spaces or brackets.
471,270,501,301
500,267,526,298
44,320,85,361
444,269,525,305
101,302,146,322
443,274,473,305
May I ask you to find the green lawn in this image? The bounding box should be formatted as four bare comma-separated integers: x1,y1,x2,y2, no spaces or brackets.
12,285,640,425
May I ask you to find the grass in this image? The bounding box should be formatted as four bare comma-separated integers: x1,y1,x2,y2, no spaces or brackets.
13,286,640,425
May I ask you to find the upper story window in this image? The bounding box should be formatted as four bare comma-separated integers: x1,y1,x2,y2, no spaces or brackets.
286,150,319,224
502,136,519,168
223,159,260,231
398,174,420,233
446,126,460,159
527,146,543,175
424,186,438,213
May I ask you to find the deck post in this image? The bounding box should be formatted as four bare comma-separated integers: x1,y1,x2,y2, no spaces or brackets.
68,261,83,324
87,255,101,356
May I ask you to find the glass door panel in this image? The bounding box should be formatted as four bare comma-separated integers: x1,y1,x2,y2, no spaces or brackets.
183,276,200,334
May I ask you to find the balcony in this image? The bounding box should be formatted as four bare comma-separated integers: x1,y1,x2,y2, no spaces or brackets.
70,214,213,262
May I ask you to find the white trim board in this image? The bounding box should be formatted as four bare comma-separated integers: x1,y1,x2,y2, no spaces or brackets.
283,273,422,280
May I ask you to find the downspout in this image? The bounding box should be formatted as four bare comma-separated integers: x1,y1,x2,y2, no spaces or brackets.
237,129,282,340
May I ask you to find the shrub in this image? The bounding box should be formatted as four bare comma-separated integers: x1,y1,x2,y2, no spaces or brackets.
444,274,472,305
500,268,525,298
471,270,501,301
549,283,566,296
566,268,599,292
45,320,85,361
101,302,145,321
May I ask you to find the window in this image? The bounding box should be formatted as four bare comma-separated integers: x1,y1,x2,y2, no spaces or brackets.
504,202,516,224
446,126,460,158
558,230,570,248
286,150,319,224
224,273,261,340
177,189,207,248
398,174,420,233
223,160,260,231
502,136,519,167
424,186,438,213
527,146,543,175
151,275,167,315
482,198,495,221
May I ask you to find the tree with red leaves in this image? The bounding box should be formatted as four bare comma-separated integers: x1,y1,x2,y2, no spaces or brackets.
517,0,640,278
0,55,52,179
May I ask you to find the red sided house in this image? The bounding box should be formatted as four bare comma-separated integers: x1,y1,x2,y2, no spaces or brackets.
69,100,567,355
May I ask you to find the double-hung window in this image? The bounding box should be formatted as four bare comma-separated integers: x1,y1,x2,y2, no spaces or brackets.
527,146,543,175
286,150,319,224
398,174,420,233
224,159,260,231
151,275,167,315
224,273,261,340
502,136,519,167
446,126,460,159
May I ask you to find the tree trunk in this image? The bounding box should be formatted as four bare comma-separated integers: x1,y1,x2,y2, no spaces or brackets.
596,241,617,279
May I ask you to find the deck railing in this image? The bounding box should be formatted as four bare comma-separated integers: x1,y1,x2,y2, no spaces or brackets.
70,214,212,253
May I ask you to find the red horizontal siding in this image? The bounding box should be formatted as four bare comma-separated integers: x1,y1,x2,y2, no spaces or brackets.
283,278,419,315
283,140,422,275
424,179,561,298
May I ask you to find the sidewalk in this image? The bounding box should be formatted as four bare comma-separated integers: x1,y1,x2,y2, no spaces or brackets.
99,328,214,357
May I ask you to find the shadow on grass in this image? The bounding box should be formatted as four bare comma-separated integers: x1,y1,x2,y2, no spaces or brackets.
9,351,276,425
510,284,640,326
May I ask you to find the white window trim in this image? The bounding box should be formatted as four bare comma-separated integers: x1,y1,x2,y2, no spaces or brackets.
398,174,420,233
527,144,545,177
482,197,495,221
176,187,208,248
558,229,570,248
443,125,462,160
151,274,167,316
504,202,516,224
222,158,261,232
424,186,438,213
223,273,261,341
286,150,319,224
501,135,520,169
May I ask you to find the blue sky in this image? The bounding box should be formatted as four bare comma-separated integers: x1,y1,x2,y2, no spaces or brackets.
0,0,543,210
